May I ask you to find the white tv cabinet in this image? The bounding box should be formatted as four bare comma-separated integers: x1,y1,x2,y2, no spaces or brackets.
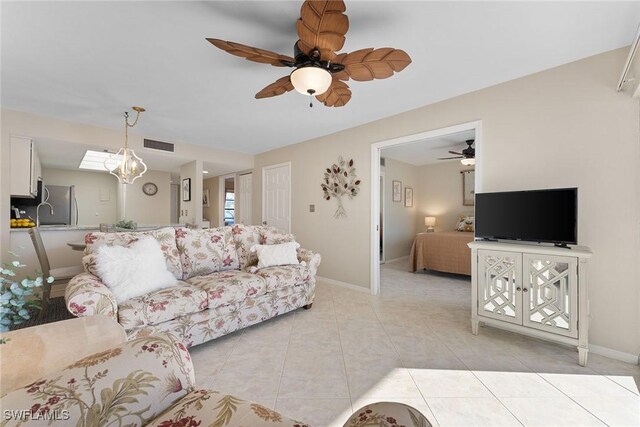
468,241,592,366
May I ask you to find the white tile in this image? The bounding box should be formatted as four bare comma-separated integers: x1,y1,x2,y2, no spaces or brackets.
206,370,281,402
540,373,638,397
427,397,522,426
410,369,492,398
275,398,353,427
500,396,604,426
347,368,423,399
473,371,563,397
282,350,346,379
572,396,640,426
606,375,640,395
279,375,350,398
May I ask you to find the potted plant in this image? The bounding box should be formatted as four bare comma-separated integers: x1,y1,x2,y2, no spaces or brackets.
0,254,53,336
114,219,137,231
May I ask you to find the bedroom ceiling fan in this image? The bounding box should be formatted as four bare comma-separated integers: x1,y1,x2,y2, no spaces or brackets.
438,139,475,166
206,0,412,107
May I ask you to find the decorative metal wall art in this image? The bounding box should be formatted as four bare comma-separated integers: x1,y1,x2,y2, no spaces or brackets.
321,156,361,218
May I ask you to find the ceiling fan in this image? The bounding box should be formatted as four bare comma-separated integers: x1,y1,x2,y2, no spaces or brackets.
439,139,475,166
206,0,412,107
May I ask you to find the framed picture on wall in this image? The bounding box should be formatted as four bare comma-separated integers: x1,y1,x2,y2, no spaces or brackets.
203,189,210,207
392,180,402,202
182,178,191,202
405,187,413,207
462,170,475,206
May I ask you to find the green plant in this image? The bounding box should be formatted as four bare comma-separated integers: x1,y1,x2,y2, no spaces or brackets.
0,253,53,333
114,219,137,230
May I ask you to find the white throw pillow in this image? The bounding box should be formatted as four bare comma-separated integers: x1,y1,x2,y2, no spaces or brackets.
95,237,178,304
250,242,300,269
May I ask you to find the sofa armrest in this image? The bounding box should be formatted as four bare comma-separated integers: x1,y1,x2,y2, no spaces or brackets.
65,273,118,320
0,333,195,425
297,248,321,279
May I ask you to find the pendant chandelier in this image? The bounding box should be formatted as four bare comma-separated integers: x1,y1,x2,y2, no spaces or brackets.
106,106,147,184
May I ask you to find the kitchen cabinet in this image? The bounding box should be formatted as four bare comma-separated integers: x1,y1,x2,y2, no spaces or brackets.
10,136,41,198
469,241,592,366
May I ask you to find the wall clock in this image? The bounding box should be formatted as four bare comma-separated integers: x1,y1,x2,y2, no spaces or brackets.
142,182,158,196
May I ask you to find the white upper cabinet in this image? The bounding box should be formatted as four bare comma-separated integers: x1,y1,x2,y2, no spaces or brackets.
10,136,41,198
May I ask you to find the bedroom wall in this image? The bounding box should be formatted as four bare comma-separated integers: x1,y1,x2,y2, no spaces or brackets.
381,158,419,261
416,161,475,233
252,48,640,358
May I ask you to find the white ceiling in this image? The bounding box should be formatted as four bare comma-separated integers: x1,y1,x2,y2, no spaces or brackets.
2,2,639,155
382,129,475,166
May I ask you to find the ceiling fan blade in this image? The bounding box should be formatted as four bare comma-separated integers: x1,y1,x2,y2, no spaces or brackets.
438,156,463,160
255,76,294,99
207,38,295,67
448,150,464,155
332,47,412,81
316,78,352,107
296,0,349,61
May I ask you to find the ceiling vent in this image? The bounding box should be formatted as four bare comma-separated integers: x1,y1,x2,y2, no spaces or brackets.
144,139,174,153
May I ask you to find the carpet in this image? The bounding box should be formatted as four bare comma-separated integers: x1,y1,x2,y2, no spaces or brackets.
9,297,74,331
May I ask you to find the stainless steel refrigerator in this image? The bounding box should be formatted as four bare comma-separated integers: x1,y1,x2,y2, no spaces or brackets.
38,185,78,225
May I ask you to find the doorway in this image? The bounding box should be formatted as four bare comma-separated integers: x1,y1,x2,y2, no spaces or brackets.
262,162,291,233
370,121,482,295
219,174,235,226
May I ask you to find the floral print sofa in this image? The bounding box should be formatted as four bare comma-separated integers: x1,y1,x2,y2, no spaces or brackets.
65,225,321,347
1,333,310,426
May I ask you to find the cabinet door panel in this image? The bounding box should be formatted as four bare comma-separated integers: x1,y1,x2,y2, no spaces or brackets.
477,249,522,324
523,254,578,338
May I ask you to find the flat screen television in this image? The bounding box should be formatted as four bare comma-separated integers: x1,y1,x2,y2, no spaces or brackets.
475,188,577,246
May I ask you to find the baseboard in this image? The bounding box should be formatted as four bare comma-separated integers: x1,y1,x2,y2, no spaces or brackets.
384,255,408,264
316,276,371,294
589,344,639,365
50,283,66,299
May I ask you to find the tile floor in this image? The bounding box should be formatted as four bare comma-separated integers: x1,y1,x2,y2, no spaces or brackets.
190,260,640,426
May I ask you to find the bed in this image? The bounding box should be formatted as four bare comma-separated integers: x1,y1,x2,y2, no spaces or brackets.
408,231,474,275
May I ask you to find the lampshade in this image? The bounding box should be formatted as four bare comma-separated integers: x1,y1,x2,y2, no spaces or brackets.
425,216,436,227
461,157,475,166
290,67,332,96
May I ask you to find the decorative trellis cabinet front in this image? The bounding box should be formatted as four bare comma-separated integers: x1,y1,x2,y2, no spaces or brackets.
468,241,593,366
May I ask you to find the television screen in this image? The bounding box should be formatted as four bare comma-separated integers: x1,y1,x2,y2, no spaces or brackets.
475,188,577,245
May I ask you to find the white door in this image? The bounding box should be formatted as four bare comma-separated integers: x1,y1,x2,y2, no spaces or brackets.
237,173,253,225
262,163,290,232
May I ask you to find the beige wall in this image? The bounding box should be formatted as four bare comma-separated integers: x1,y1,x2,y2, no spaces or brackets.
42,168,118,225
121,170,171,225
381,158,419,261
416,161,475,233
179,161,203,225
202,176,219,226
253,48,640,357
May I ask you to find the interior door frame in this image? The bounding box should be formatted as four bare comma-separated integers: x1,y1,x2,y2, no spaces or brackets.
219,173,235,227
379,171,386,264
370,120,483,295
261,161,292,232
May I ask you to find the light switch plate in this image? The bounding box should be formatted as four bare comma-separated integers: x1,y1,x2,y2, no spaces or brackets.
309,204,315,213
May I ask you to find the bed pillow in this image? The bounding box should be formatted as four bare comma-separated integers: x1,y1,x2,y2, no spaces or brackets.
95,237,178,304
250,242,300,269
456,215,475,232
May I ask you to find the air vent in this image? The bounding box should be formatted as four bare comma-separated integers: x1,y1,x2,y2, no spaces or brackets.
144,139,174,153
380,157,386,167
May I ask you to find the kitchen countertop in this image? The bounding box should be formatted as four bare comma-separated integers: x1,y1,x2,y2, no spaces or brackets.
9,224,185,232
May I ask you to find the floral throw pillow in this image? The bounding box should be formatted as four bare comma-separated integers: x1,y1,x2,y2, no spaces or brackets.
456,215,475,232
175,227,239,280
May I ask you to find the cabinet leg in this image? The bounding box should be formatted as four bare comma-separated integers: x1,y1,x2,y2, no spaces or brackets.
578,346,588,367
471,319,479,335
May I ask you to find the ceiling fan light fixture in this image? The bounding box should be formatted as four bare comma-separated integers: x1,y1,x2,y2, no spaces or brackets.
290,66,332,96
461,157,475,166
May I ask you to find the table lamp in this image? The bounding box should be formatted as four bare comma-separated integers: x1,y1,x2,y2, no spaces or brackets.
425,216,436,233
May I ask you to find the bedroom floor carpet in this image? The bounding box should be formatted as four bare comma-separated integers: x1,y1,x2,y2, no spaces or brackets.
190,260,640,427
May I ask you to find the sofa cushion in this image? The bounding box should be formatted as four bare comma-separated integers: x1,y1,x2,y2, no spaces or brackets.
230,224,265,269
261,227,296,245
255,265,307,292
186,270,266,309
146,390,308,427
175,227,240,279
84,227,182,279
118,283,208,330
